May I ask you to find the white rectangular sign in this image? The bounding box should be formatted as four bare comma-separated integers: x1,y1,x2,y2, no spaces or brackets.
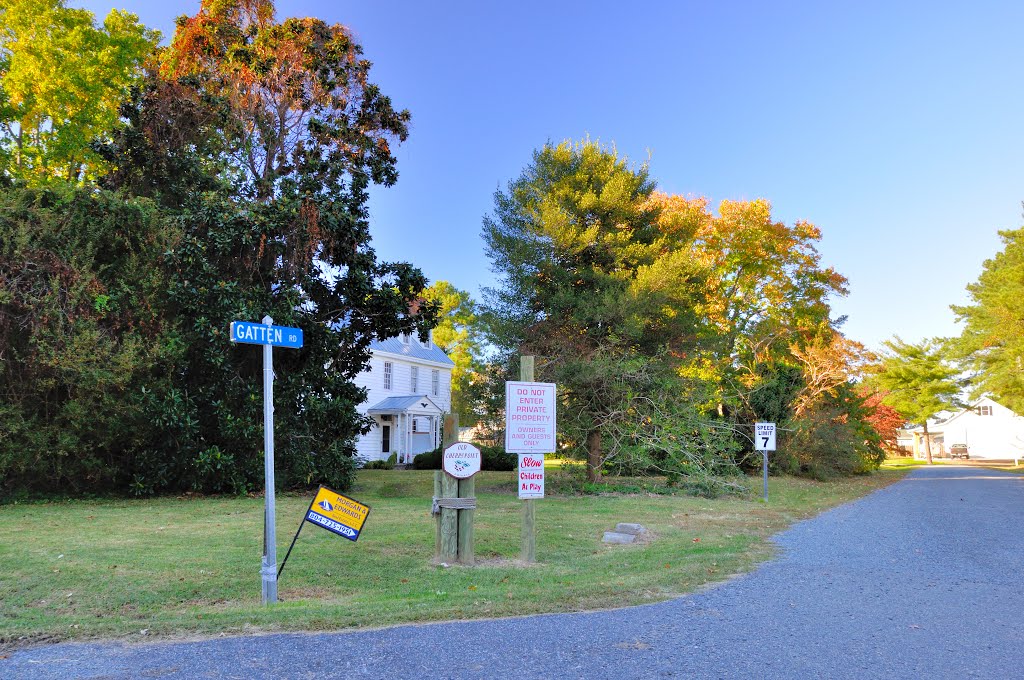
505,381,557,453
754,422,776,451
518,454,545,499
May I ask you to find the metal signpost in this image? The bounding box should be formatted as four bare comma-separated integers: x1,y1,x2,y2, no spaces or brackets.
230,316,304,605
754,422,777,501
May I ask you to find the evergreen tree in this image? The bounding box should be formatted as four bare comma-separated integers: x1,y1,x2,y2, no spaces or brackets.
868,337,961,464
952,223,1024,412
481,140,717,481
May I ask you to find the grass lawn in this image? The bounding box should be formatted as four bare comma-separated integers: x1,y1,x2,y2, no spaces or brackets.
1,465,912,649
880,456,929,469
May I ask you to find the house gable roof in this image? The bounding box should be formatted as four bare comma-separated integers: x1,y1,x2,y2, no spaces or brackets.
904,396,1022,433
369,335,455,367
366,394,443,414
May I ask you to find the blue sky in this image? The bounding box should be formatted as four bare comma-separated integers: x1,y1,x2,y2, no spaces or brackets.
75,1,1024,350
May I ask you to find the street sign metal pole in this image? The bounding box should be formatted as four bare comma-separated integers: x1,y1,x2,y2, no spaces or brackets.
762,451,769,502
754,422,776,503
261,315,278,605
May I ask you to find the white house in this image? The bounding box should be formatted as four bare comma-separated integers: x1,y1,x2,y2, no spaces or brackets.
352,332,454,464
900,396,1024,460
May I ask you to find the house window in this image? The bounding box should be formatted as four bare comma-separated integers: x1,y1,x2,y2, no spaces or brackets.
383,362,392,390
401,333,411,347
410,366,418,392
979,405,993,416
432,369,439,396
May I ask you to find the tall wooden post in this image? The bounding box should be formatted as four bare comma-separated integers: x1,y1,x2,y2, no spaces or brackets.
437,414,459,562
520,356,537,563
433,470,442,560
440,468,459,561
457,471,475,565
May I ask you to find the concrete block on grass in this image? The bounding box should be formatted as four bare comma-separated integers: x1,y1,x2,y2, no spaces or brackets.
603,531,637,544
615,523,647,535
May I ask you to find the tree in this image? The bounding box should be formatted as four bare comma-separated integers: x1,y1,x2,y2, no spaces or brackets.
743,331,886,477
113,0,434,493
422,281,481,423
648,193,848,367
860,389,907,453
867,337,961,464
783,382,886,478
0,0,434,496
0,185,179,494
162,0,409,203
0,0,158,183
790,332,875,418
482,140,714,482
647,192,849,429
951,223,1024,412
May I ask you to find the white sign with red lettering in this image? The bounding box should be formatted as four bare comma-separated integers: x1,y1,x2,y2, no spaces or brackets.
443,442,481,479
518,454,545,499
505,381,557,453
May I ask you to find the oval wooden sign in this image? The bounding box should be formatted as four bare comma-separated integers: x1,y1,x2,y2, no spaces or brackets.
443,442,481,479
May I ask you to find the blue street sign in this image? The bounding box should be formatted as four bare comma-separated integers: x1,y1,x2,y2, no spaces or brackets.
230,321,304,349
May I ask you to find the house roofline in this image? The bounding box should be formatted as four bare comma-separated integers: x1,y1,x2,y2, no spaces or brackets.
370,348,454,369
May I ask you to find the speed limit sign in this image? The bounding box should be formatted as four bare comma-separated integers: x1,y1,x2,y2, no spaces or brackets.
754,422,776,451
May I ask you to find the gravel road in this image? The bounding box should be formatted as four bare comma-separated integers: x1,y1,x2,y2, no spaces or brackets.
5,465,1023,679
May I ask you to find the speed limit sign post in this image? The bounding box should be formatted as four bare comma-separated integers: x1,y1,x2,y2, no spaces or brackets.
754,422,776,501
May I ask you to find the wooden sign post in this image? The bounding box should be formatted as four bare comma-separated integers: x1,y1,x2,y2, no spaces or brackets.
504,356,556,563
433,414,478,564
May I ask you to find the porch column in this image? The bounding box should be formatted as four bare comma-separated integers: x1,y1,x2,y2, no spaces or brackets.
405,414,412,465
403,417,411,464
406,414,413,464
397,414,405,463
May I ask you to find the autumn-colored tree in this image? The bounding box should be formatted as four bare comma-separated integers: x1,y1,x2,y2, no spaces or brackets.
790,332,875,418
651,194,848,365
422,281,482,423
648,192,849,419
860,389,907,453
0,0,158,183
163,0,409,202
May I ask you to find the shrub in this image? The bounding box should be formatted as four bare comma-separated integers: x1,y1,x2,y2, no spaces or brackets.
412,448,442,470
362,459,394,470
412,444,516,471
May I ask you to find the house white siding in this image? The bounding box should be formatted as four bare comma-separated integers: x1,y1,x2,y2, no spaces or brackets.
936,399,1024,459
902,397,1024,460
352,337,453,462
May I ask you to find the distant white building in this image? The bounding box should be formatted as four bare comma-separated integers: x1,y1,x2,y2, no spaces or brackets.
352,332,454,464
899,396,1024,460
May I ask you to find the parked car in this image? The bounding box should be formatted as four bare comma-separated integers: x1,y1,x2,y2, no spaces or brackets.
950,444,970,460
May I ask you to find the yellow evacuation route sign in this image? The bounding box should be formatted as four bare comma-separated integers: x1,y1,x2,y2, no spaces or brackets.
305,486,371,542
